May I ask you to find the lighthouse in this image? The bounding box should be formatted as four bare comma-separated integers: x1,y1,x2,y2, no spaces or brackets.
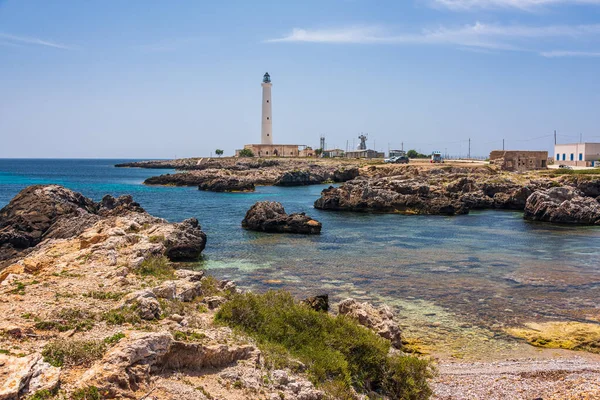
261,72,273,145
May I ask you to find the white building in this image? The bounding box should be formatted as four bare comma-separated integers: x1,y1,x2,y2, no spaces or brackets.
554,143,600,166
261,72,273,145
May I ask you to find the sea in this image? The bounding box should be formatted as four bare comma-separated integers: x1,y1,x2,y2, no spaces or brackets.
2,158,600,357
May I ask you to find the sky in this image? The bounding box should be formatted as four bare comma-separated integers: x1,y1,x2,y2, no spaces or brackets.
1,0,600,158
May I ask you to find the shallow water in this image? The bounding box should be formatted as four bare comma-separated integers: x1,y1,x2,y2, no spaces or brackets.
2,159,599,357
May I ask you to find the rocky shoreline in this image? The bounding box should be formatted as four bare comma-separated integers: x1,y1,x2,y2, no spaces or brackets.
314,165,600,224
2,184,600,399
119,158,361,191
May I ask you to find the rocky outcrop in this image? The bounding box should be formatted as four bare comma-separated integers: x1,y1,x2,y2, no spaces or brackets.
0,185,99,265
338,298,403,349
0,353,60,400
118,290,162,320
78,332,172,396
164,218,207,261
524,187,600,224
198,177,255,192
242,202,322,234
0,186,206,269
314,167,553,216
78,332,258,398
141,159,361,189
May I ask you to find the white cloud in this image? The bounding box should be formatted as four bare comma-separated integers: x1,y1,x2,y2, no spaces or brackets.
267,22,600,53
431,0,600,11
0,33,72,50
540,50,600,57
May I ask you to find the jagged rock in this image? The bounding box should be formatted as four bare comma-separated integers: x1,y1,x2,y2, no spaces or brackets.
159,342,258,370
152,281,177,300
524,187,600,224
338,298,402,349
175,269,205,282
176,281,204,302
0,185,99,266
203,296,226,310
164,218,207,261
78,332,172,396
0,353,60,400
97,194,145,216
198,178,255,192
301,295,329,312
119,290,161,320
242,202,322,234
276,170,324,186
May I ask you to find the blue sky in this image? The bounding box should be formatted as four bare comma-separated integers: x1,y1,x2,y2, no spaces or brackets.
1,0,600,158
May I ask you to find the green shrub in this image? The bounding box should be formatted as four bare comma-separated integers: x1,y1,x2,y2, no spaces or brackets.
148,234,165,244
71,386,101,400
103,332,125,345
42,339,105,367
173,330,207,342
28,389,55,400
84,291,124,301
215,291,432,398
102,307,141,325
34,308,96,332
136,256,174,280
238,148,255,157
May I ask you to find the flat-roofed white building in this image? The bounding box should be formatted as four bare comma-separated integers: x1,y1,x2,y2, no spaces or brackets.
554,143,600,166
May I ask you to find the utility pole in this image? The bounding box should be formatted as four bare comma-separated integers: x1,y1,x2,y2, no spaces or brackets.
503,139,505,151
346,140,348,153
401,141,404,151
468,138,471,160
554,130,557,145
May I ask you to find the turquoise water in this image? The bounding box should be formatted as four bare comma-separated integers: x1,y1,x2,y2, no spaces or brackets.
2,159,600,354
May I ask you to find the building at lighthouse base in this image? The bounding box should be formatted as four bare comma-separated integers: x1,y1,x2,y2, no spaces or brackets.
235,144,314,158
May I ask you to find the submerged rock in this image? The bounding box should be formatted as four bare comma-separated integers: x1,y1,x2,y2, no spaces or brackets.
524,187,600,224
242,201,322,234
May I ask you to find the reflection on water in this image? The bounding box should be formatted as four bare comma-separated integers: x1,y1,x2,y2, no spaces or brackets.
2,159,600,358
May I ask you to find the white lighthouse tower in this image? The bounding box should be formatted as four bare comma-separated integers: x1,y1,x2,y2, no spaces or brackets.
261,72,273,145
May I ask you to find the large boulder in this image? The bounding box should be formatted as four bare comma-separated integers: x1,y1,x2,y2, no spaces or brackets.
164,218,207,261
0,353,60,400
198,178,255,192
0,185,100,266
242,202,322,234
338,298,402,349
524,186,600,224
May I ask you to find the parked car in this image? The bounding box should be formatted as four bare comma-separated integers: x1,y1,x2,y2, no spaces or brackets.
558,164,573,170
384,156,409,164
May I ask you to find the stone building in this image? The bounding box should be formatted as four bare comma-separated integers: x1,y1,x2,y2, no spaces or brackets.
554,143,600,167
345,149,385,159
489,150,548,172
236,144,313,158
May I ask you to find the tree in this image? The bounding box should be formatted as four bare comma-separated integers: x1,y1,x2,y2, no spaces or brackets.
238,148,255,157
315,148,323,157
406,149,419,159
215,149,224,157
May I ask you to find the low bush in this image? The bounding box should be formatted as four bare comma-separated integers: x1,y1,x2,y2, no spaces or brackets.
102,307,141,325
215,290,432,399
136,256,174,280
71,386,101,400
42,339,106,367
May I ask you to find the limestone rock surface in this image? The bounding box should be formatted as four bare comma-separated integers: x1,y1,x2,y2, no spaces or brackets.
524,187,600,224
242,201,322,234
338,298,403,349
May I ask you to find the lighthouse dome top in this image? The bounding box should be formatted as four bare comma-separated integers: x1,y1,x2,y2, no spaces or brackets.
263,72,271,83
